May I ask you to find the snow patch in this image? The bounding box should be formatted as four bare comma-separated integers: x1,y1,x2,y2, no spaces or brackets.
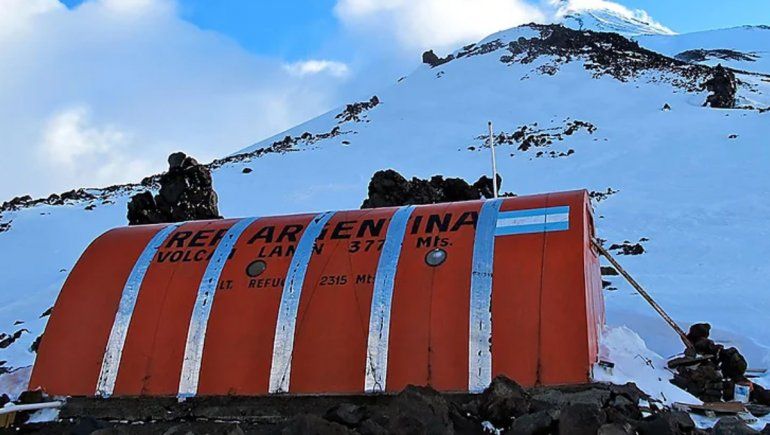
594,326,699,405
0,366,32,400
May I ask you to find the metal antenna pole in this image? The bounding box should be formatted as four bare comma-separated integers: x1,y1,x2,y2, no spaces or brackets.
488,121,498,198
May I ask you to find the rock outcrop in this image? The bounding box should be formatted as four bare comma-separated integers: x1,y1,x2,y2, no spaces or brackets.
361,169,504,209
127,152,220,225
704,64,737,108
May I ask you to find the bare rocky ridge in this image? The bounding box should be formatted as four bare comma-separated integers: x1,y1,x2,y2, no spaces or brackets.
675,49,759,64
426,24,748,111
335,96,380,123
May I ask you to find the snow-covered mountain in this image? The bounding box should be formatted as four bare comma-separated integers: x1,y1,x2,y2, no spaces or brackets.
2,18,770,397
560,8,675,36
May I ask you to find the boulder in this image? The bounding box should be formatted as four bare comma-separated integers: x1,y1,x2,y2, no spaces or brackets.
713,416,759,435
531,387,611,411
422,50,452,67
387,385,455,435
686,323,711,343
506,410,556,435
637,411,694,435
704,64,737,109
478,376,531,428
557,403,606,435
17,389,46,404
693,338,723,356
472,174,502,199
719,347,748,380
324,403,368,428
598,423,634,435
751,384,770,406
127,152,220,225
281,414,354,435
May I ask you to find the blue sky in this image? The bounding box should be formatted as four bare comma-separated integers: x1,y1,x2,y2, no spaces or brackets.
622,0,770,33
62,0,770,60
2,0,768,199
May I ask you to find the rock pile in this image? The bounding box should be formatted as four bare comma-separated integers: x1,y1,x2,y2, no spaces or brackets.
361,170,505,209
314,379,669,435
670,323,770,407
469,119,596,161
422,49,451,67
127,152,220,225
703,64,737,109
608,241,646,256
335,96,380,123
23,377,758,434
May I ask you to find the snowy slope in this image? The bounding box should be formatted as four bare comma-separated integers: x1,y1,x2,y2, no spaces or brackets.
560,9,675,37
1,22,770,394
637,25,770,74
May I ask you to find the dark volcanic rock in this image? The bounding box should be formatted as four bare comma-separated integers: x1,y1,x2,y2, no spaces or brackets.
17,389,46,404
282,414,353,434
22,379,703,434
713,416,759,435
422,50,451,67
324,403,368,428
127,153,220,225
704,64,737,109
693,338,723,356
479,376,531,428
686,323,711,343
752,384,770,406
558,403,606,435
598,422,634,435
506,409,556,434
361,169,502,209
499,24,712,88
671,363,724,403
637,411,695,435
126,191,165,225
609,242,645,256
472,175,503,199
475,119,595,160
676,49,758,64
387,385,455,435
0,328,28,349
335,96,380,123
719,347,748,380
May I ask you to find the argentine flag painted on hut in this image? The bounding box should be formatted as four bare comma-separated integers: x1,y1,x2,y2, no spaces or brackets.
495,206,570,236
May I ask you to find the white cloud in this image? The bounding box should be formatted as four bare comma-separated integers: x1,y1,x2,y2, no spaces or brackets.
334,0,546,52
41,105,129,167
0,0,345,199
284,60,351,78
38,105,152,186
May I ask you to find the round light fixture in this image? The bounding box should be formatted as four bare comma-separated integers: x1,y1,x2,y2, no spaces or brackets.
246,260,267,277
425,248,447,267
